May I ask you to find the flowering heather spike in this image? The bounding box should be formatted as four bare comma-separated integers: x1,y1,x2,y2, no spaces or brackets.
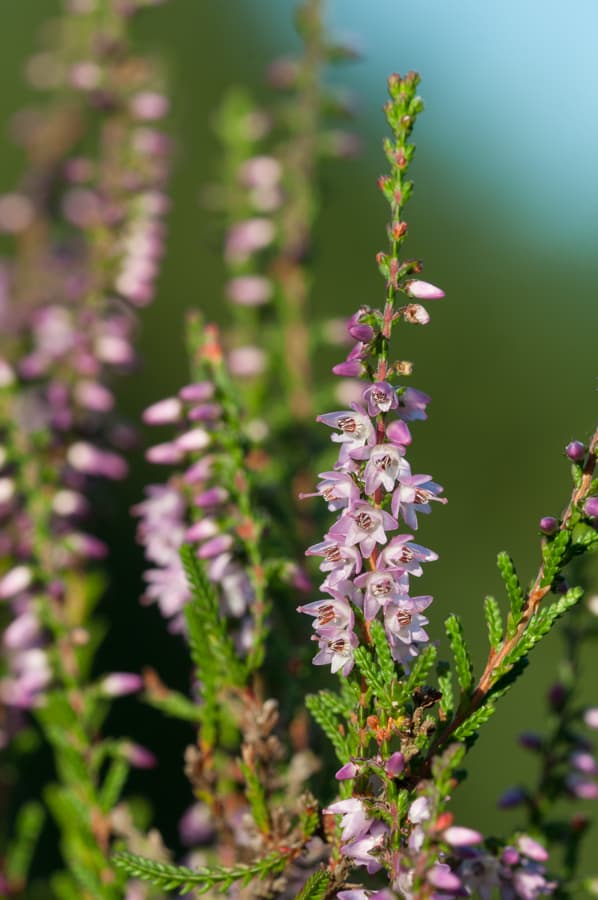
301,72,444,687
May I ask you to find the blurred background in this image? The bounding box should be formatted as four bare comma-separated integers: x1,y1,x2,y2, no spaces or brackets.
1,0,597,882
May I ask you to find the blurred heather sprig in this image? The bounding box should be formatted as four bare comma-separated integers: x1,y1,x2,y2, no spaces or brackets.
0,0,171,893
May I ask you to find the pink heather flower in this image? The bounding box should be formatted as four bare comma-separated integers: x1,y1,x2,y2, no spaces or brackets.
329,502,397,557
391,474,447,529
130,91,169,121
239,155,282,190
363,444,410,495
384,596,432,663
175,427,210,452
566,776,598,799
224,218,275,264
570,751,598,775
324,798,370,843
427,864,461,892
317,408,375,463
179,802,216,847
443,826,484,847
403,279,445,300
100,672,143,697
362,381,398,416
226,275,273,306
332,342,368,378
179,381,214,402
188,402,222,422
584,497,598,518
335,761,360,780
74,380,114,412
516,836,549,863
385,751,405,776
379,534,439,576
3,612,40,649
305,538,362,586
354,570,408,621
342,820,387,874
122,742,157,769
142,396,183,425
0,566,33,599
227,346,266,377
408,796,431,824
146,442,185,465
67,442,128,479
297,592,354,632
312,629,358,675
584,708,598,729
386,418,412,449
397,386,431,422
299,471,361,511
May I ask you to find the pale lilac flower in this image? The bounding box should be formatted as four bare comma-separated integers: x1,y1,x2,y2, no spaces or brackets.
317,408,375,463
305,538,362,586
175,427,210,452
403,279,445,300
397,386,431,422
364,444,409,495
179,382,214,402
324,799,370,842
227,346,266,377
335,761,360,780
379,534,439,576
584,708,598,729
100,672,143,697
312,629,358,675
142,396,183,425
354,570,408,621
407,796,431,824
427,864,461,892
299,471,360,511
391,474,447,529
226,275,273,306
297,591,354,631
386,418,412,449
384,596,432,664
516,836,549,863
363,381,398,416
0,566,33,599
329,502,397,557
342,820,387,874
225,218,275,264
443,826,484,847
145,441,184,465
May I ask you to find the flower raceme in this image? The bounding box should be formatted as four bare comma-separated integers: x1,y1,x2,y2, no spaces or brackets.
299,358,446,677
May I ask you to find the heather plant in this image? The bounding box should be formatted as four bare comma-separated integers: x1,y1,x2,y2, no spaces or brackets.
1,2,597,899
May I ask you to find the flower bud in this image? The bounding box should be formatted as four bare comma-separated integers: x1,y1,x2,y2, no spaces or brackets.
404,279,445,300
539,516,558,535
566,440,586,461
0,565,33,599
584,497,598,519
100,672,143,697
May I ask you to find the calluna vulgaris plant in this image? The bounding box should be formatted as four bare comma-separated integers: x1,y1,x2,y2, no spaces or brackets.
1,1,597,898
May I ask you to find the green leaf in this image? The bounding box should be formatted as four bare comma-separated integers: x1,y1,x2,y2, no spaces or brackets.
484,596,504,650
370,618,398,685
354,646,393,708
295,871,332,900
453,703,496,741
396,644,439,707
497,552,525,634
539,530,571,589
99,757,130,814
143,687,203,723
4,801,45,884
305,693,349,762
502,587,583,669
239,761,270,834
436,661,454,719
445,615,473,693
112,849,288,894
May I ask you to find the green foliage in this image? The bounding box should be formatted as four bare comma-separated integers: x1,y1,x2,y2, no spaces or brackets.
445,615,473,693
295,871,333,900
143,687,204,723
239,760,270,834
4,801,45,885
99,758,130,814
112,849,288,894
453,703,496,741
501,588,583,671
370,618,398,684
354,645,393,709
497,552,525,635
484,595,504,650
305,692,350,762
436,660,454,719
539,530,571,589
395,644,438,707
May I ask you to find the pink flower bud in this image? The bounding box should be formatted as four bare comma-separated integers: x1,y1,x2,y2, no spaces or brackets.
584,708,598,729
130,91,169,121
404,279,445,300
175,428,210,452
74,380,114,412
385,752,405,776
335,761,359,780
142,397,183,425
146,442,184,465
100,672,144,697
226,275,273,307
179,382,214,402
443,826,483,847
123,742,157,769
517,835,549,862
0,565,33,599
197,535,234,559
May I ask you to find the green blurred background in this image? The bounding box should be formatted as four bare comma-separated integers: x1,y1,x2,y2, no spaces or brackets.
1,0,597,880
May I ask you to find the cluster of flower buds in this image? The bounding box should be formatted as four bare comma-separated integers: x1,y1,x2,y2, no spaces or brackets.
134,325,257,647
